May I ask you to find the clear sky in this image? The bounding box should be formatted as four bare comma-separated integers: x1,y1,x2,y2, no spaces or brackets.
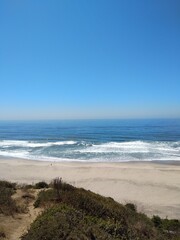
0,0,180,120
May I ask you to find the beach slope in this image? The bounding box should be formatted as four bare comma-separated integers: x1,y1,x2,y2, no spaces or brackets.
0,158,180,219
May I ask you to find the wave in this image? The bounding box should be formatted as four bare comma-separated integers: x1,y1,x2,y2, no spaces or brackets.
0,150,29,158
76,141,180,154
0,140,77,148
0,140,180,162
0,150,100,162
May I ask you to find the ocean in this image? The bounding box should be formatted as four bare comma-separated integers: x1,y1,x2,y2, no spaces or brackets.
0,119,180,162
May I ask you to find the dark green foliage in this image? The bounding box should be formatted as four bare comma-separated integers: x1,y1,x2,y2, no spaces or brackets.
22,180,180,240
34,187,128,222
35,181,49,189
50,178,76,192
152,216,180,239
21,205,116,240
163,219,180,232
23,204,157,240
33,178,76,207
125,203,137,212
26,182,162,240
51,178,75,200
0,180,16,190
0,181,17,215
23,184,34,190
33,189,56,208
33,198,40,208
152,215,162,228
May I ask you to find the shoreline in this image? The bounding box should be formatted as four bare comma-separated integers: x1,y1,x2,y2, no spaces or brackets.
1,155,180,165
0,156,180,219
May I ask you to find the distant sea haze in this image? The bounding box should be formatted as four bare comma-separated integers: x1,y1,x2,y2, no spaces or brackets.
0,119,180,162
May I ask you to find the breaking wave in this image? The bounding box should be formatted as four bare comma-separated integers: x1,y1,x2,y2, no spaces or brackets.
0,140,180,162
0,140,77,148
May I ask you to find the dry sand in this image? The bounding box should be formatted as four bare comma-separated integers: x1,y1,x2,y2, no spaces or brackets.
0,157,180,219
0,188,42,240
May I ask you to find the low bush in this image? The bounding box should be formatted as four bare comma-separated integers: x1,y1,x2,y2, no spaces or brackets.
0,180,16,190
21,179,180,240
0,181,18,215
35,181,49,189
21,204,115,240
33,189,56,208
22,184,34,190
31,182,162,239
152,215,180,238
125,203,137,212
152,215,162,228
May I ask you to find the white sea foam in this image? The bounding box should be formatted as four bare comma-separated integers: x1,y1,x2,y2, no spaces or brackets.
76,141,180,154
0,150,29,158
0,140,77,148
0,150,88,162
0,140,180,162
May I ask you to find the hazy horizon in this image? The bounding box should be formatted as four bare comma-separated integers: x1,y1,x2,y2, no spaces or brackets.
0,117,180,122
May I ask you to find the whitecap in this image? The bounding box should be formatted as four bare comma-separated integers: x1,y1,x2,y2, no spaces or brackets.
0,140,77,148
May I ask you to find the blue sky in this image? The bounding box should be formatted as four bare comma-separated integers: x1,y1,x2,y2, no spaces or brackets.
0,0,180,120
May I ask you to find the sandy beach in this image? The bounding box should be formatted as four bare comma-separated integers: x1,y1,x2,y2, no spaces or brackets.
0,157,180,219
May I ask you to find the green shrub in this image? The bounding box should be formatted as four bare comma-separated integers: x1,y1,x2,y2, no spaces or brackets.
21,205,121,240
0,180,16,190
152,216,180,239
0,181,18,215
35,181,49,189
125,203,137,212
23,180,180,240
152,215,180,232
50,178,75,192
52,177,62,200
33,189,56,208
152,215,162,228
33,198,41,208
162,219,180,233
23,184,34,190
33,183,161,239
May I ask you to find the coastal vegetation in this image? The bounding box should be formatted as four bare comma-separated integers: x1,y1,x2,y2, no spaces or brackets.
0,180,17,216
0,179,180,240
34,181,49,189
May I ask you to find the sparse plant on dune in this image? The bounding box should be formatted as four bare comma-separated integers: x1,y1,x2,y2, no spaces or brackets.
0,181,17,215
52,177,62,201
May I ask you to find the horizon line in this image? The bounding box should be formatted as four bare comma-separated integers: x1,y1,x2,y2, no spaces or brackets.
0,117,180,122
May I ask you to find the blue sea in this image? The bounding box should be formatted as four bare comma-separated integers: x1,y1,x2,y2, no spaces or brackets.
0,119,180,162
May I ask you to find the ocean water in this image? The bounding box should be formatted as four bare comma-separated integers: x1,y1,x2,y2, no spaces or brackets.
0,119,180,162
